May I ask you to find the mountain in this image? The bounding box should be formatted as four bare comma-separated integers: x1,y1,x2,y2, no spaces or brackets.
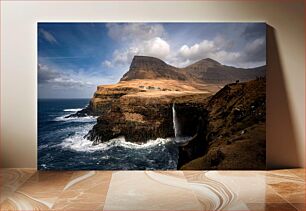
183,58,266,84
120,56,187,81
120,56,266,84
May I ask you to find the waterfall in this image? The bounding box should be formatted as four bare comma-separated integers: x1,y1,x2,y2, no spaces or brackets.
172,104,180,137
172,104,193,145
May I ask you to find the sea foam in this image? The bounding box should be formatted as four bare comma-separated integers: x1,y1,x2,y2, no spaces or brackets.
63,108,83,112
54,115,96,122
60,135,173,153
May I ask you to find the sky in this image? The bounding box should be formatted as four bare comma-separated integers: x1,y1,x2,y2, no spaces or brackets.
38,22,266,99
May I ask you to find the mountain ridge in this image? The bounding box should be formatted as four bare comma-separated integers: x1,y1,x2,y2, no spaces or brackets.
120,55,266,84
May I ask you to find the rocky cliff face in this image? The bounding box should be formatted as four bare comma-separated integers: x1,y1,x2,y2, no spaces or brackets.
181,77,266,170
86,95,175,144
84,81,210,144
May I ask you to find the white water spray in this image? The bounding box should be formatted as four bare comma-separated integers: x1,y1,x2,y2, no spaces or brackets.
172,104,194,145
172,104,180,138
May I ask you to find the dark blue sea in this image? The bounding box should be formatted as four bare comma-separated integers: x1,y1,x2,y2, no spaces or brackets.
38,99,179,170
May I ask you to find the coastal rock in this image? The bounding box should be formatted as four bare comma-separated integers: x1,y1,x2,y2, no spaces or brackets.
85,81,210,144
86,99,175,144
65,104,94,118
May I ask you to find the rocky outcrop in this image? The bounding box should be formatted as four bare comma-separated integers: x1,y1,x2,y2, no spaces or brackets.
84,82,210,144
86,97,174,144
66,103,95,118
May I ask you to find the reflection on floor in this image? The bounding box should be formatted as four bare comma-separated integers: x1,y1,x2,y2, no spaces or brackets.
0,169,304,210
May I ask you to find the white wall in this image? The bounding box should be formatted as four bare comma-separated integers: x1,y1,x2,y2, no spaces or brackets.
1,0,304,168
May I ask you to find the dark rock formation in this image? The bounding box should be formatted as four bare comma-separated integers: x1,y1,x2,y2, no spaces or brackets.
86,100,175,144
173,103,208,168
181,77,266,170
65,104,94,118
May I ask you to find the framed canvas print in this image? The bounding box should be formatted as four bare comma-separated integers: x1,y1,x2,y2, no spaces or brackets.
38,22,266,170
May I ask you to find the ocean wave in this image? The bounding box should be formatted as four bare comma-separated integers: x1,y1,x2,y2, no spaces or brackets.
53,115,97,122
59,135,173,153
63,108,83,112
38,144,50,150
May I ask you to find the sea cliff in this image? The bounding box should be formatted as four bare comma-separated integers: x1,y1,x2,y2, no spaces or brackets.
72,56,266,169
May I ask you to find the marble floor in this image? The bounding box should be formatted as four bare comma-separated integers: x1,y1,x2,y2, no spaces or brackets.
0,169,304,211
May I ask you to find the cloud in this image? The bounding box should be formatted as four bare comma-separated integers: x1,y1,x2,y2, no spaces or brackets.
106,23,165,43
212,51,241,64
175,35,265,68
243,37,266,62
38,63,61,83
103,23,266,71
39,29,58,44
102,60,113,68
242,23,266,41
38,63,94,89
51,77,93,89
213,35,234,50
112,47,140,66
176,37,242,67
142,37,170,59
104,36,170,68
178,40,215,61
103,23,170,69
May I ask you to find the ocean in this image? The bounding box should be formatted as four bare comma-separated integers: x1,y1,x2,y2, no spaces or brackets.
38,99,179,170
